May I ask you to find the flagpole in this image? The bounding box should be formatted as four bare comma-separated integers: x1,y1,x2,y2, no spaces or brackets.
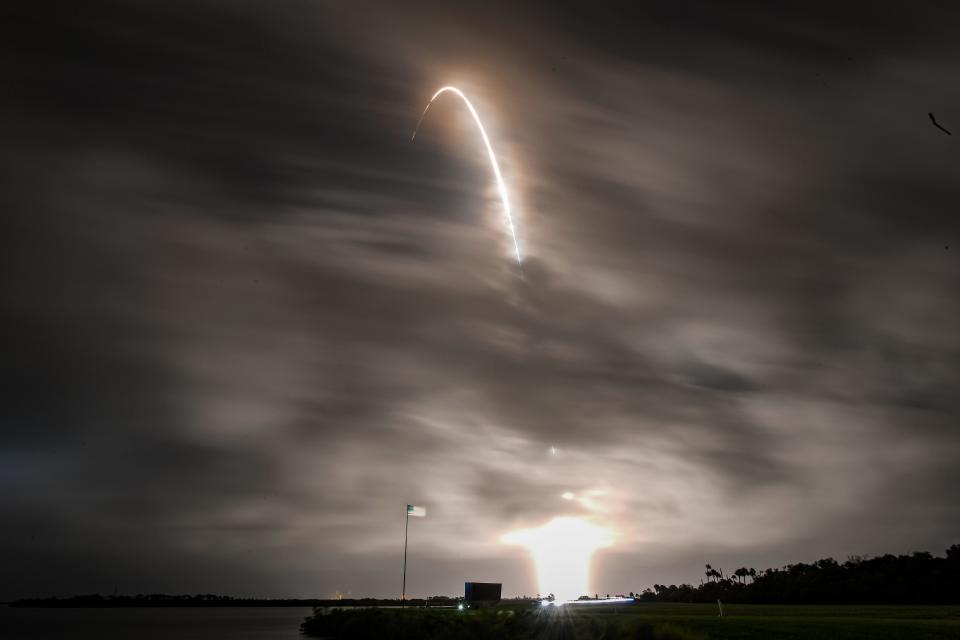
401,506,409,608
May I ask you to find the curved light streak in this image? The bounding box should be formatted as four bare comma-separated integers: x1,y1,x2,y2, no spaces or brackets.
412,86,523,266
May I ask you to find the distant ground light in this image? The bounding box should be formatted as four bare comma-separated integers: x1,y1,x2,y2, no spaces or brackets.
502,516,614,602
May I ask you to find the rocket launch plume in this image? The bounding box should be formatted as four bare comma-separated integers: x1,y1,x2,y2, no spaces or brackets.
412,86,523,267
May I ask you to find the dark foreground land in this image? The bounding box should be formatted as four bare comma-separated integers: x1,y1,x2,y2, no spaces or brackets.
302,603,960,640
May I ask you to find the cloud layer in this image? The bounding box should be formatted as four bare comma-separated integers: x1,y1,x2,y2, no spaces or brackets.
2,1,959,599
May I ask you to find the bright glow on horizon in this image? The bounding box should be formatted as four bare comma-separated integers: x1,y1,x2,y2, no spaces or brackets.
502,516,613,601
411,86,523,266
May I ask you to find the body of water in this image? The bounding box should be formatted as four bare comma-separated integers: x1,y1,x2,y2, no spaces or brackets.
0,606,314,640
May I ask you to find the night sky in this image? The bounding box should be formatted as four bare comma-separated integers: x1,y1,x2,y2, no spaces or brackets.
2,1,959,600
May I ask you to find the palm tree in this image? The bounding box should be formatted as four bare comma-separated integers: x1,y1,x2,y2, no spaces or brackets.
705,565,723,583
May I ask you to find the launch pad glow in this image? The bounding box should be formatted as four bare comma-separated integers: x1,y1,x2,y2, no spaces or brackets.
502,516,613,602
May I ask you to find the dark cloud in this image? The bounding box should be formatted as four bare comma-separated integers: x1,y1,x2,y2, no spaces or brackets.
2,0,959,599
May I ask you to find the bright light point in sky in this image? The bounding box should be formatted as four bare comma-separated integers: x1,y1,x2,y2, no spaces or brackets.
502,517,614,601
561,492,575,501
549,446,559,456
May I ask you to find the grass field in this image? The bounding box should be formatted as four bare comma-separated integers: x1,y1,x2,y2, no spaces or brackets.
302,602,960,639
584,602,960,639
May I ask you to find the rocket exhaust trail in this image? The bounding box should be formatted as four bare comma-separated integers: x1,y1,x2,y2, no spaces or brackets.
411,86,523,268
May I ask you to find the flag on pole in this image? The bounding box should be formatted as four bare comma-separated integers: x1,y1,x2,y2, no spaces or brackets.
407,504,426,517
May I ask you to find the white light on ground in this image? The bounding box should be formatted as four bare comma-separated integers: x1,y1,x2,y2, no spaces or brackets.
502,516,613,602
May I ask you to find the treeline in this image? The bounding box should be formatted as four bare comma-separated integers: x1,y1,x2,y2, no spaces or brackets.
11,594,460,608
632,545,960,604
14,545,960,607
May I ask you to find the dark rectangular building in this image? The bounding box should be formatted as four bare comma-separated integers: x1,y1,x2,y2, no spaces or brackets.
464,582,501,606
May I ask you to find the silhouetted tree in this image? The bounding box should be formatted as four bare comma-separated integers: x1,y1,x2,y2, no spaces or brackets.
636,545,960,605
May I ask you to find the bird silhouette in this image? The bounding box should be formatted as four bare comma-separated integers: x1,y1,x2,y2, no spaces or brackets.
929,112,952,135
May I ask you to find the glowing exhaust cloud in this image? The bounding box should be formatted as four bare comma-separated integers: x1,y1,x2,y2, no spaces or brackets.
412,86,523,266
502,517,613,601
